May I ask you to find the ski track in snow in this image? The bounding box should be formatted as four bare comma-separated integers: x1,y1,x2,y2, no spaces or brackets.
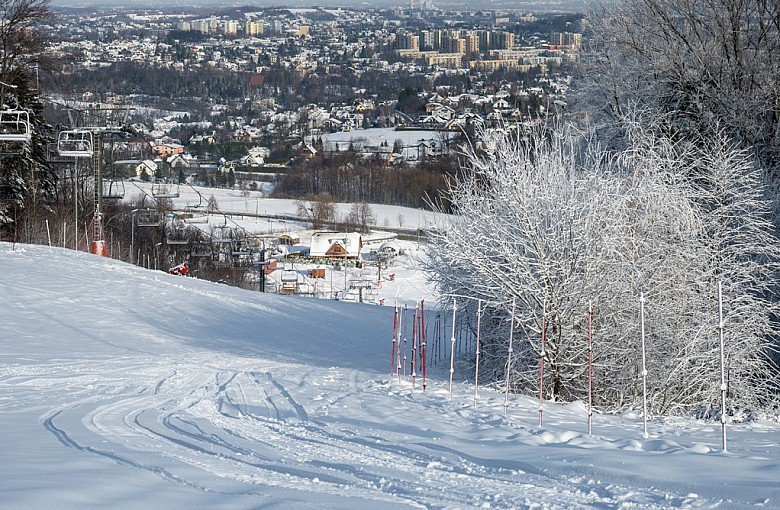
1,352,717,509
4,244,779,509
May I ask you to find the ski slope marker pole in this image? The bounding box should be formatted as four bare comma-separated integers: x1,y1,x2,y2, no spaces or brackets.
449,299,457,400
403,304,408,378
391,304,398,377
539,302,547,427
474,299,482,407
640,292,649,439
412,304,418,389
504,297,516,414
421,299,427,392
397,305,404,382
588,300,593,436
717,281,727,452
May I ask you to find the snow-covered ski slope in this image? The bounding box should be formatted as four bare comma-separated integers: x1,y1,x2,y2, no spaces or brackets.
2,242,780,509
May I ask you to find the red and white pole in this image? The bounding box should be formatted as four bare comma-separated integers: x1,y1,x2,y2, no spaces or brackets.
588,301,593,436
421,300,427,392
474,299,482,407
539,302,547,427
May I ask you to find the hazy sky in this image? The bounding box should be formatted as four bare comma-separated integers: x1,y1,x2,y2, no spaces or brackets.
51,0,586,12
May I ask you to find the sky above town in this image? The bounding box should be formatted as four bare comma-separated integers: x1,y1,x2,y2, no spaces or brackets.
50,0,587,12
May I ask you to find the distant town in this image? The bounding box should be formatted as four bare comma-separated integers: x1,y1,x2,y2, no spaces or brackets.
43,5,582,182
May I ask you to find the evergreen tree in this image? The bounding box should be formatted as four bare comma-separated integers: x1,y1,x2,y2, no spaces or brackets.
0,0,55,241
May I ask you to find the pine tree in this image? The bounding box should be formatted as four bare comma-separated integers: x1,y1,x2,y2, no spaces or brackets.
0,0,55,240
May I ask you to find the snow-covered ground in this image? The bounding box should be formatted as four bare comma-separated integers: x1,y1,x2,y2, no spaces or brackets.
2,242,780,509
320,127,456,162
118,182,438,308
122,181,444,235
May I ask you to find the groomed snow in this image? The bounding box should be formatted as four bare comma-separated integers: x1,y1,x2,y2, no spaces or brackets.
2,242,780,509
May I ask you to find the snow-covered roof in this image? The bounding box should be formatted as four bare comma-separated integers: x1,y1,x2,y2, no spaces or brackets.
310,231,362,258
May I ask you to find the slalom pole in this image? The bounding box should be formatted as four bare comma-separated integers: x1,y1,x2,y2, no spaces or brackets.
432,313,440,364
640,292,649,439
403,304,408,377
474,299,482,407
46,220,52,249
449,299,457,400
412,304,418,389
396,305,403,382
717,281,728,452
391,304,398,377
421,299,427,392
539,302,547,427
588,301,593,436
503,297,516,414
437,313,443,362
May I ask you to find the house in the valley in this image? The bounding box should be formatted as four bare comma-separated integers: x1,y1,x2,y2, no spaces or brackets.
309,231,362,259
131,159,158,179
151,142,184,158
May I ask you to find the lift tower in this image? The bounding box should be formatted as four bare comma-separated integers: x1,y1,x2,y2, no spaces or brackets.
90,130,106,255
57,104,134,256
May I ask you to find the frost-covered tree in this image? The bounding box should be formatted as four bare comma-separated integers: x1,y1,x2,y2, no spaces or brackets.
424,124,780,415
295,192,336,230
578,0,780,175
346,201,375,234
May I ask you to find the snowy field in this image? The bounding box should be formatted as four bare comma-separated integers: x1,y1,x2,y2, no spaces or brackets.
2,243,780,509
122,181,445,235
320,128,457,162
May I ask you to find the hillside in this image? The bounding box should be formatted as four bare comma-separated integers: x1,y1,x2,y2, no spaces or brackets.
2,242,780,509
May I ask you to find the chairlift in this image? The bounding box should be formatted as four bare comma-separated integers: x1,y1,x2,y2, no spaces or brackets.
166,225,190,245
191,240,213,258
212,244,233,268
165,216,189,245
231,238,252,257
0,109,31,143
57,130,93,157
230,239,253,270
281,269,298,283
232,253,253,270
211,224,233,244
151,181,180,199
135,209,161,227
280,268,299,293
102,179,125,200
185,194,205,209
184,206,208,224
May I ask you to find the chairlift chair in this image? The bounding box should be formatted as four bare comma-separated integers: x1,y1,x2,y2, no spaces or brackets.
281,269,298,283
0,109,31,143
166,227,190,245
102,179,125,200
211,224,233,244
212,244,233,268
191,240,213,258
151,182,180,199
280,269,299,293
184,206,208,224
231,238,252,257
166,216,190,245
232,250,254,270
57,129,93,157
135,209,161,227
